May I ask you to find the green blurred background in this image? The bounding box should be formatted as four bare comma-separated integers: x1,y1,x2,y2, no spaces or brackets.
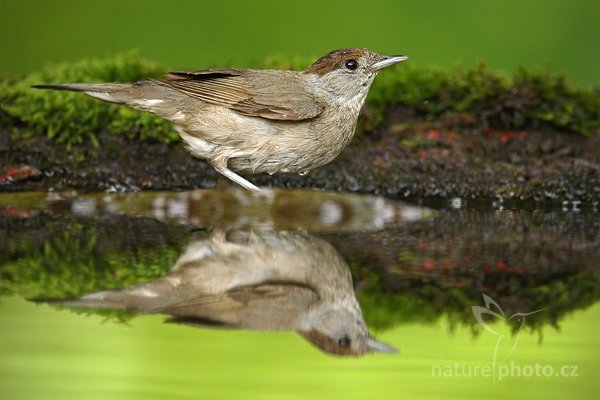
1,0,599,85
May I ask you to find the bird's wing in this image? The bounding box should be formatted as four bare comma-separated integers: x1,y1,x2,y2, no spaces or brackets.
157,283,319,329
160,69,323,121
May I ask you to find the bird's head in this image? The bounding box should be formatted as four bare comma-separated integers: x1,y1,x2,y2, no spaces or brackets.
303,48,407,110
297,304,397,357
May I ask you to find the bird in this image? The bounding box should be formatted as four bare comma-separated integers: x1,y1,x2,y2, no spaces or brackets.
32,49,407,191
46,229,398,357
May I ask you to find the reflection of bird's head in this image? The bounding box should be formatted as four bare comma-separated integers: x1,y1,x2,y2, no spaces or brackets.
298,304,397,356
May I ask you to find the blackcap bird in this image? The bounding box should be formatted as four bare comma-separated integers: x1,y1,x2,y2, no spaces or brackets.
33,48,407,191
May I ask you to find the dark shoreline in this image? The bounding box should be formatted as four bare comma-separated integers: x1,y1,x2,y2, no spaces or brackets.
2,111,599,206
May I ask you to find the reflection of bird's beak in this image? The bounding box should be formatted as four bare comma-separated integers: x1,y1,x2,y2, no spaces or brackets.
366,338,399,354
372,55,408,71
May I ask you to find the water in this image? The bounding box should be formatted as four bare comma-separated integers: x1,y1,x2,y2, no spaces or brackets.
0,189,598,399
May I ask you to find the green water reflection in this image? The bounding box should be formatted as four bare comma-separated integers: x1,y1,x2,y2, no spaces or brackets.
0,189,598,398
1,297,597,399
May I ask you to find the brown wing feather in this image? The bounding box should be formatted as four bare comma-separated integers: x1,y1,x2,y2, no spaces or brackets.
156,283,318,317
160,69,323,121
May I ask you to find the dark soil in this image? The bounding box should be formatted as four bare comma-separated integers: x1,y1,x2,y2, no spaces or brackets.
2,108,599,205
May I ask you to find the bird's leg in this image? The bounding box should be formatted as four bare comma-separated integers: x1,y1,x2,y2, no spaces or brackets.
209,154,261,191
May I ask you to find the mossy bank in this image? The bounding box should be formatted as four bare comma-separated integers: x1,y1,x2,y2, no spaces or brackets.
1,52,599,204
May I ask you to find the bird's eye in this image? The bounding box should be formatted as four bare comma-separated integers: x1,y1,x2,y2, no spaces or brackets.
338,336,351,348
344,59,358,70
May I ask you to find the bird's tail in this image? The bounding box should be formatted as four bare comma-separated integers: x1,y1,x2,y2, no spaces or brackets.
31,277,181,313
32,82,135,105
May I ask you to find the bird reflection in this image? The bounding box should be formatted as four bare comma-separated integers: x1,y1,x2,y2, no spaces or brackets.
58,229,397,357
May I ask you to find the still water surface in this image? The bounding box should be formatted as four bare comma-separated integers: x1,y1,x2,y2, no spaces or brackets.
0,189,598,399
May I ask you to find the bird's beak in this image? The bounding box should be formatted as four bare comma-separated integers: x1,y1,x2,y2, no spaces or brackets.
372,55,408,71
366,338,399,354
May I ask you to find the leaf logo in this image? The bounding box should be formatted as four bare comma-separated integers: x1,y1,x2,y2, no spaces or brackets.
472,293,546,381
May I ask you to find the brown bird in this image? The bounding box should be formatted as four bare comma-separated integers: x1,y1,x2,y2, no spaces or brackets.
49,229,398,357
33,49,407,190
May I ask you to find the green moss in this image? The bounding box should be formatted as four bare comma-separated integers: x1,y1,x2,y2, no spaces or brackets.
370,62,599,135
1,53,598,152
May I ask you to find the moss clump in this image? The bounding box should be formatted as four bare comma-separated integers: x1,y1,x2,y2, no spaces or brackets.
1,53,598,151
369,62,599,135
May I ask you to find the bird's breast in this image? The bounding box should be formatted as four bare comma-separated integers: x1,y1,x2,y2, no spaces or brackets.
172,101,360,174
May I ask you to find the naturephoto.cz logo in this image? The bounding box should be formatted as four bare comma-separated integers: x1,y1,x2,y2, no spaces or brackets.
431,293,579,382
